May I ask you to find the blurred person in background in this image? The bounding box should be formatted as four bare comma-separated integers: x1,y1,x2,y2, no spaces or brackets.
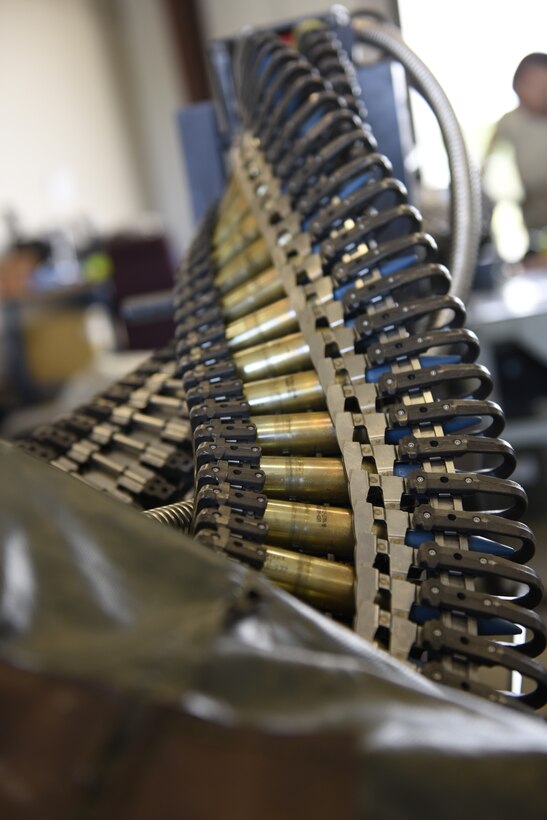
485,53,547,262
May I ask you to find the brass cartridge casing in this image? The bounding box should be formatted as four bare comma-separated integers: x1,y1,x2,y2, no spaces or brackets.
261,456,349,504
215,192,254,220
233,333,311,381
215,237,271,293
244,371,325,413
253,412,339,455
263,546,355,614
221,266,284,321
213,211,260,267
215,181,244,220
263,499,354,558
217,174,238,203
213,203,251,246
226,298,299,350
215,187,251,222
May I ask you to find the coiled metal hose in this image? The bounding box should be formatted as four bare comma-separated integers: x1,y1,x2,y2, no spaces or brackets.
143,500,194,532
351,13,481,305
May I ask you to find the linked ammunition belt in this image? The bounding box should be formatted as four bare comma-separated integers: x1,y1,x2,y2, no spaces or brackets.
16,23,547,710
17,345,194,508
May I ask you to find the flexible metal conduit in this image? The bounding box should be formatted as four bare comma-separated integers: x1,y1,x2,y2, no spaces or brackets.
351,14,481,305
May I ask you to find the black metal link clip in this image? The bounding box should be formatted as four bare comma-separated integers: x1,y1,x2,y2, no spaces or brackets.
182,359,239,391
397,433,516,479
420,621,547,710
297,152,391,219
367,327,480,367
196,482,268,518
177,341,231,376
376,363,492,402
190,398,253,428
405,470,527,520
194,526,266,570
195,440,262,469
193,419,258,448
342,263,450,319
387,398,506,439
419,578,546,657
288,129,374,201
175,305,224,339
412,505,535,564
415,542,543,608
309,177,407,241
186,379,245,409
176,323,226,356
196,462,266,493
194,506,268,543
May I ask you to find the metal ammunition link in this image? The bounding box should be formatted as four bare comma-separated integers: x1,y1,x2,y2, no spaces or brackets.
16,347,194,508
174,206,271,571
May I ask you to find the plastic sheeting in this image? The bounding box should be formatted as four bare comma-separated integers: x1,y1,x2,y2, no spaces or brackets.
0,441,547,819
